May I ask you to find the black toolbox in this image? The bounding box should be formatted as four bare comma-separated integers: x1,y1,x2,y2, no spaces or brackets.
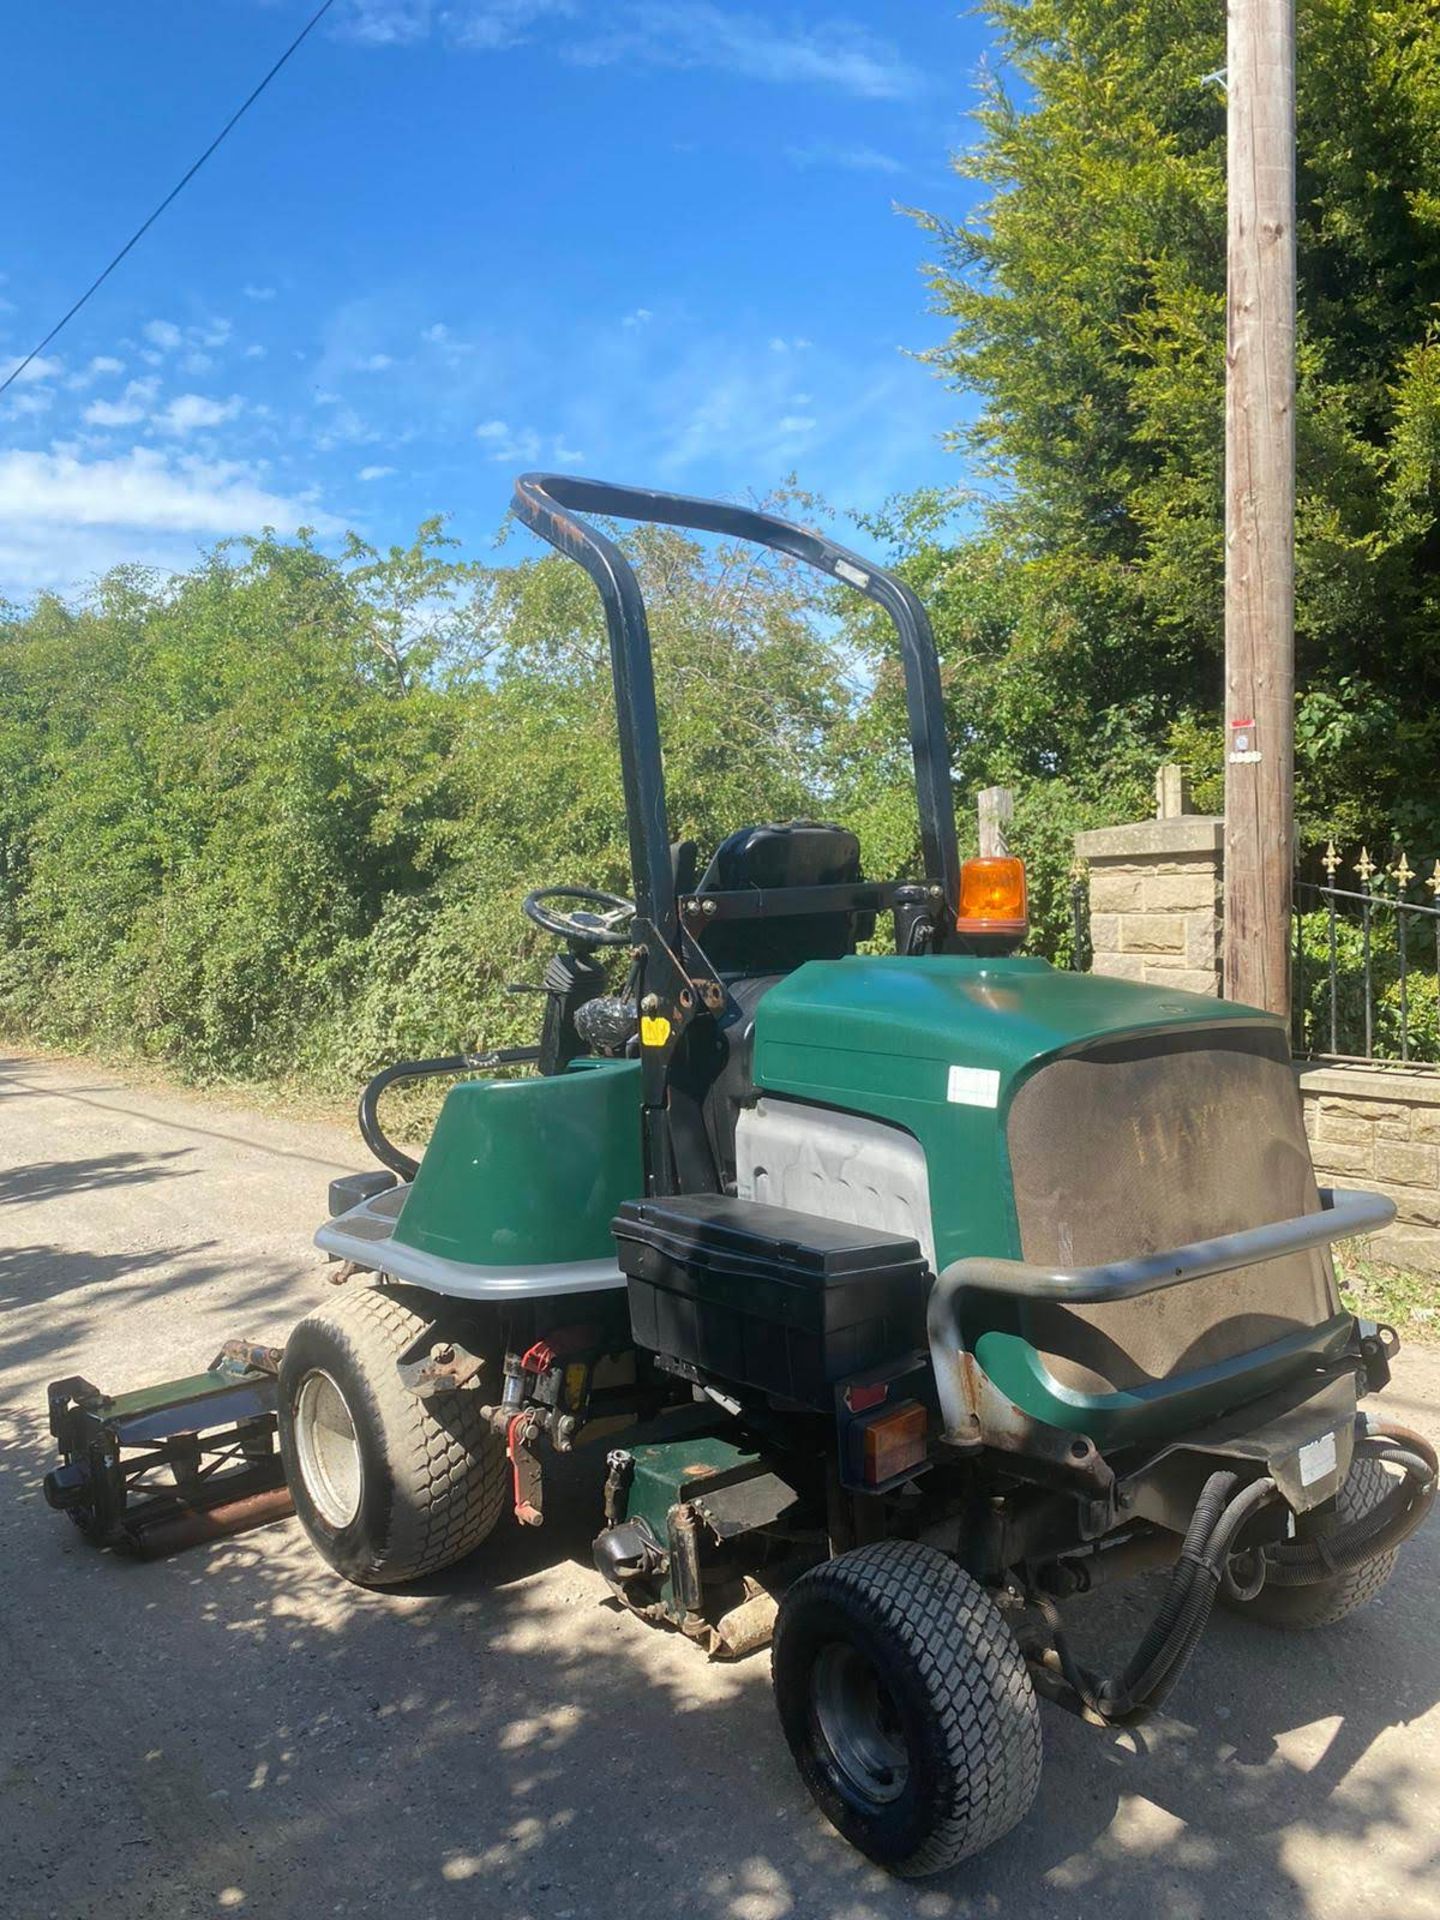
613,1194,927,1410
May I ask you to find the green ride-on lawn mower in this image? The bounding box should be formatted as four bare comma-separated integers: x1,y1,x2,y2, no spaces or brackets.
45,476,1436,1877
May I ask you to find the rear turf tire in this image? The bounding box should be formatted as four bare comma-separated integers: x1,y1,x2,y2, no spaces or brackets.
278,1281,507,1588
1220,1452,1399,1630
772,1540,1042,1877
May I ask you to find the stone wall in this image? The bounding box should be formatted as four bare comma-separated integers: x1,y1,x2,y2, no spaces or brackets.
1298,1063,1440,1273
1073,768,1440,1272
1074,814,1224,996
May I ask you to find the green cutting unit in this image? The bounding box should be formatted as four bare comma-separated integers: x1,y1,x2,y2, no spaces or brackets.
46,476,1435,1878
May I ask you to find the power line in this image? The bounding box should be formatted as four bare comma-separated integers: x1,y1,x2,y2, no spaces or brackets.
0,0,339,401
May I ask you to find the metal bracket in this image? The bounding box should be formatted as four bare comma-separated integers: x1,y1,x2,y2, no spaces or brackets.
637,919,726,1032
934,1348,1115,1501
395,1325,485,1397
1357,1317,1398,1394
507,1411,544,1525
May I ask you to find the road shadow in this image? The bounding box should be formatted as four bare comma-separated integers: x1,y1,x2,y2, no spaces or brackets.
0,1241,310,1377
3,1382,1437,1920
0,1060,358,1171
0,1239,203,1314
0,1148,195,1208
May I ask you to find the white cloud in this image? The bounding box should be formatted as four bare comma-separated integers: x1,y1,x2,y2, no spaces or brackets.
82,377,160,428
7,390,55,418
448,0,578,51
622,307,654,329
340,2,921,97
311,401,384,451
156,393,243,436
1,353,63,388
0,446,310,531
344,1,575,50
784,142,905,175
142,316,231,357
243,284,276,301
357,464,396,481
777,415,817,434
244,344,267,359
143,319,183,352
422,322,450,343
475,418,541,462
359,353,394,372
342,0,431,45
572,4,921,98
0,445,341,597
64,355,125,392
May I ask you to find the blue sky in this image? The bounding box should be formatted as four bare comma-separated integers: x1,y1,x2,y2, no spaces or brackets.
0,2,992,602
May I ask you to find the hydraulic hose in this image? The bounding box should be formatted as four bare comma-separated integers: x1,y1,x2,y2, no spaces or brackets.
1132,1476,1278,1716
1037,1470,1280,1726
1104,1469,1237,1699
1262,1424,1436,1587
1039,1424,1436,1723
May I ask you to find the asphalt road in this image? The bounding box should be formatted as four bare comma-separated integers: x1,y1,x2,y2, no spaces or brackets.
2,1050,1438,1920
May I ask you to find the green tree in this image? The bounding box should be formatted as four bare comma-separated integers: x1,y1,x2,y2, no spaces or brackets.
0,504,860,1089
909,0,1440,845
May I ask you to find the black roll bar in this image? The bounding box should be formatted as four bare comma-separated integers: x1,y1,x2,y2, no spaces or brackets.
510,474,961,945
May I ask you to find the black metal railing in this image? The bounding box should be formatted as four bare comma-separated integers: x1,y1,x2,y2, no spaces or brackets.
1293,845,1440,1064
1068,861,1092,972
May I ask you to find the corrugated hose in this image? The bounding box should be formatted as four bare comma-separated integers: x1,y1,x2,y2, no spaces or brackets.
1035,1421,1435,1725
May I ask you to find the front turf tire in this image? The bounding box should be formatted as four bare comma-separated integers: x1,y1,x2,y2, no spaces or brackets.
278,1282,507,1588
772,1540,1042,1877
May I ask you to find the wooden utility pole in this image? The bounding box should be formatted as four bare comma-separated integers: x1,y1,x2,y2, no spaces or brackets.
1223,0,1297,1014
977,785,1014,858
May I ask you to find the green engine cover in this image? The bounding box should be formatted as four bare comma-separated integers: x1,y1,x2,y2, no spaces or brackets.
392,1059,642,1267
752,955,1342,1449
752,956,1270,1272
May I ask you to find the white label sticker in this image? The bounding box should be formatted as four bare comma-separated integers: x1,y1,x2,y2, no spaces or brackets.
1298,1430,1338,1487
947,1064,1001,1108
834,558,870,589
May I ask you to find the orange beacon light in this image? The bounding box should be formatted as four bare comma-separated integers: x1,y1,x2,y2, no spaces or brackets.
956,855,1028,940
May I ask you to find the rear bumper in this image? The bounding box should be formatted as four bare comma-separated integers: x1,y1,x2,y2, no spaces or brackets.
929,1188,1397,1461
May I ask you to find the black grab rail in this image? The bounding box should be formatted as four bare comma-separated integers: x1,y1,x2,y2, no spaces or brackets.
358,1049,541,1181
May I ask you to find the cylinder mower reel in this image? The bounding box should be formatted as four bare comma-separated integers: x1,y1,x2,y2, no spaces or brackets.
44,1341,291,1556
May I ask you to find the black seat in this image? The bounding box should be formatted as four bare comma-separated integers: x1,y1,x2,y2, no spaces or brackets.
670,822,872,1191
691,820,871,975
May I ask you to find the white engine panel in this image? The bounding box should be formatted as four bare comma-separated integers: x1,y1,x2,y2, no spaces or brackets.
735,1097,936,1265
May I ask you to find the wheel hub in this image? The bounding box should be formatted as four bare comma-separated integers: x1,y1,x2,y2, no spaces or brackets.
810,1640,910,1809
293,1368,362,1529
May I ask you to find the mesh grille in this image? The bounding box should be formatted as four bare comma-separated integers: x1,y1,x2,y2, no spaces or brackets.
1005,1028,1336,1394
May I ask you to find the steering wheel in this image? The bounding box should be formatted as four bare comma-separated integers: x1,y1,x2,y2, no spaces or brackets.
523,885,638,948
